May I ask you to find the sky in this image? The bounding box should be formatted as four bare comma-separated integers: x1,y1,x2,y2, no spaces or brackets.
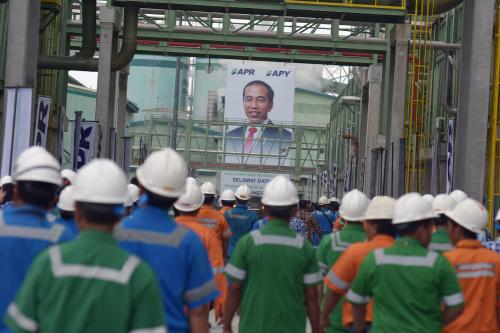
70,71,98,89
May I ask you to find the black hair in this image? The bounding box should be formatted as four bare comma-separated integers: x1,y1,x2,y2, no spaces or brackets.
298,199,308,209
130,176,139,187
368,219,397,238
236,198,248,205
76,202,123,225
434,214,448,226
266,204,297,221
17,181,58,209
221,200,234,207
396,219,433,236
330,202,340,211
173,207,199,217
204,194,215,205
60,210,74,220
449,220,477,240
242,80,275,104
2,183,14,204
145,190,177,210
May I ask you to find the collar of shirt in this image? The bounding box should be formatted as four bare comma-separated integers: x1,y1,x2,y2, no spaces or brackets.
175,215,199,225
371,234,395,243
78,229,116,244
394,236,425,248
128,206,176,231
264,219,295,233
455,239,483,249
5,204,47,221
433,227,448,236
236,204,248,210
343,222,364,232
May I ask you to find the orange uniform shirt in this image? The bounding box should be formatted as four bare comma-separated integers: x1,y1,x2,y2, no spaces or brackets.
325,234,395,327
443,240,500,333
197,204,232,242
219,206,232,215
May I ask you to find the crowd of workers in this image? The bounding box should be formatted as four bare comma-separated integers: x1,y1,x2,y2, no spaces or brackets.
0,146,499,333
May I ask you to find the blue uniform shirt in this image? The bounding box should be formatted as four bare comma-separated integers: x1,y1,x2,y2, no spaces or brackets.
224,204,258,257
312,208,337,236
252,217,268,230
54,216,79,239
0,205,72,332
115,206,219,333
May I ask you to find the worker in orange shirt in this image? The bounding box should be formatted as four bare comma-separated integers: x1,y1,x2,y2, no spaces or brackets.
219,189,236,215
321,196,396,332
174,178,226,324
443,199,500,333
198,182,232,257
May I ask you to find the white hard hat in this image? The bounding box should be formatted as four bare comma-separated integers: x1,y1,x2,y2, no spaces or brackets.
13,146,61,186
496,209,500,221
261,176,299,207
235,185,251,201
329,197,340,204
432,194,457,214
392,193,438,225
200,181,216,195
0,175,13,187
125,184,140,207
363,196,396,220
57,185,75,212
450,189,468,203
339,189,370,221
318,196,329,205
444,198,488,234
60,169,77,184
422,194,434,204
220,189,235,201
174,177,204,212
136,148,188,198
73,159,127,205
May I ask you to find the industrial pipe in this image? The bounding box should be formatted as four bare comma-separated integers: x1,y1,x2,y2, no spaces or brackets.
38,4,138,71
75,0,97,58
354,0,463,14
441,52,458,116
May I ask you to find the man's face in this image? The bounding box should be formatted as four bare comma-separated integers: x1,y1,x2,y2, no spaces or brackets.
243,85,273,123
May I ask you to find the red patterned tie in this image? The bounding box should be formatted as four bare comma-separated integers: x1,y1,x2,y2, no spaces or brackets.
244,127,258,153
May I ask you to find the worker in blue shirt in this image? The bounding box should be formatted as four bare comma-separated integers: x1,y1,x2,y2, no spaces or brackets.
313,196,337,236
224,185,259,258
252,216,269,230
54,185,79,238
115,148,219,333
0,147,72,332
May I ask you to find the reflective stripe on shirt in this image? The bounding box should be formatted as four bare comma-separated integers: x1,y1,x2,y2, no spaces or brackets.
129,326,167,333
428,243,453,251
319,261,328,276
331,232,351,252
225,263,246,280
346,289,370,304
442,292,464,307
303,271,322,284
374,249,438,267
114,225,188,248
456,263,495,270
0,217,64,242
7,304,38,332
250,230,304,249
326,270,351,290
198,218,218,229
457,270,495,278
49,246,140,284
184,279,219,304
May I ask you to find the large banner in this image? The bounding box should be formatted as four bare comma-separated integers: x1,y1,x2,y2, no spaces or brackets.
34,96,51,148
220,170,289,197
70,121,98,170
224,66,295,166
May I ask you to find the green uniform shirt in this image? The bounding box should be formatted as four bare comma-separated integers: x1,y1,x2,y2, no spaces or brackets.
347,237,464,333
316,222,365,333
4,230,166,333
429,228,453,252
225,219,322,333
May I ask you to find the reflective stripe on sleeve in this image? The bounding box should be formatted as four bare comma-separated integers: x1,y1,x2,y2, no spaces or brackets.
326,270,351,290
442,292,464,307
129,326,167,333
250,230,304,249
7,304,38,332
428,243,453,251
456,263,495,270
184,279,218,304
212,266,225,275
331,232,350,252
346,289,370,304
223,229,232,238
225,263,246,280
114,225,188,248
457,270,495,278
49,246,140,284
303,271,322,284
374,249,438,267
319,262,328,276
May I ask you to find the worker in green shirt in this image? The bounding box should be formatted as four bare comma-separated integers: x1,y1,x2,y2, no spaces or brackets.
316,189,370,333
429,194,457,252
223,176,322,333
4,159,167,333
347,193,464,333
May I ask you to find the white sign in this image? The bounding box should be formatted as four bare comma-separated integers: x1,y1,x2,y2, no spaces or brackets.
446,118,455,194
34,96,51,148
70,121,98,170
220,170,289,197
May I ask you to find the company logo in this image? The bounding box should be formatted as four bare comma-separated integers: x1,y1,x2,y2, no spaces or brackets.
266,70,292,77
232,68,255,76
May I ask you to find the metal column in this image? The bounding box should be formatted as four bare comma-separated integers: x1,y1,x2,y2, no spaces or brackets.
454,0,496,201
115,66,129,170
1,0,40,175
94,6,120,159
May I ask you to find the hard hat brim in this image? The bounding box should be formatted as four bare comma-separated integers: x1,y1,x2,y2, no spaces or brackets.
443,210,483,234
